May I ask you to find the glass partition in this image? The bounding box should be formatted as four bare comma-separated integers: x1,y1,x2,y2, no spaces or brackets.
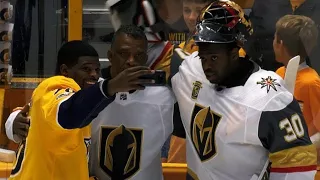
9,0,68,80
82,0,112,70
0,0,72,149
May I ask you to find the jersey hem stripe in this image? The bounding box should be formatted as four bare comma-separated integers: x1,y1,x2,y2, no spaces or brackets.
270,165,317,173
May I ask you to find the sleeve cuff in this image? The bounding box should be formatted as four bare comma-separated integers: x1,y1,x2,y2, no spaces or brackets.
98,77,104,82
99,79,115,98
5,110,22,143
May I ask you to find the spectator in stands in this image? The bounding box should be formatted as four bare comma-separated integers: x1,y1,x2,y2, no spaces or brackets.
243,0,320,72
273,14,320,179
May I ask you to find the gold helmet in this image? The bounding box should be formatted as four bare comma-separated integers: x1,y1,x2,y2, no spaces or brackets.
192,0,253,48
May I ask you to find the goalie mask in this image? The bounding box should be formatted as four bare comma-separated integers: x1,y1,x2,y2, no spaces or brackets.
106,0,167,42
188,0,253,48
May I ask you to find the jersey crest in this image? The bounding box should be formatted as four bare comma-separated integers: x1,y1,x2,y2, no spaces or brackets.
256,76,281,93
190,104,222,162
191,81,202,100
55,88,74,100
99,125,142,179
119,93,127,100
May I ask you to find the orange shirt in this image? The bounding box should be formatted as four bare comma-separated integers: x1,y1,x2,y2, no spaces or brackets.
276,65,320,136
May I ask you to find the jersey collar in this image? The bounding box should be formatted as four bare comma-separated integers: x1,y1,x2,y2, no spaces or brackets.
217,58,259,89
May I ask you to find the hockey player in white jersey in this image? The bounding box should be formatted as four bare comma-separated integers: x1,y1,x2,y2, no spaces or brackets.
105,0,181,77
170,1,317,180
88,25,176,180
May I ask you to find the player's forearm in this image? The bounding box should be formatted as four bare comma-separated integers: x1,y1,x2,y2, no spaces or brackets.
268,145,317,180
58,80,115,129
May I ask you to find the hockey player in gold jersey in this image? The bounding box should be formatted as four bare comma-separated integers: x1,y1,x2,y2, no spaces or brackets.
8,40,155,180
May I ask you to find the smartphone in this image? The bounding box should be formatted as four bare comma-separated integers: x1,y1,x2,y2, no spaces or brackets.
139,70,166,86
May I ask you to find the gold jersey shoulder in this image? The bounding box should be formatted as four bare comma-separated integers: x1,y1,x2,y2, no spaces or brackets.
9,76,90,180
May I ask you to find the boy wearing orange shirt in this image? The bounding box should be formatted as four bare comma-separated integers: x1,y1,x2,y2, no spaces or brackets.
274,14,320,172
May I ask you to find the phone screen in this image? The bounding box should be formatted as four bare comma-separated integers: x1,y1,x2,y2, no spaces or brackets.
139,70,166,86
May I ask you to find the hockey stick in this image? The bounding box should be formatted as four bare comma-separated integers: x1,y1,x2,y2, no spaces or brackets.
284,55,300,94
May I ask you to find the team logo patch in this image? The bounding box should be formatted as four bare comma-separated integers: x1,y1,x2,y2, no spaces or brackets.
55,88,74,99
99,125,142,179
257,76,281,93
120,93,127,100
190,104,222,162
191,81,202,100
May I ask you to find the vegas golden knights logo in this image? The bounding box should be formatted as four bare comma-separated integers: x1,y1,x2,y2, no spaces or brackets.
190,104,221,161
191,81,202,100
99,125,142,179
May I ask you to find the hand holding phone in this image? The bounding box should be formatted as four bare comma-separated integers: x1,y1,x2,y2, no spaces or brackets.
107,66,155,96
139,70,166,86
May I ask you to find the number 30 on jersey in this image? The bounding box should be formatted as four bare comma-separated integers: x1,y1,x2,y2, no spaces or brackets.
279,113,305,142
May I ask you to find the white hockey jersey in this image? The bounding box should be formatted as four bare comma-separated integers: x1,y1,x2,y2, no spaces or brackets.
171,52,317,180
89,86,175,180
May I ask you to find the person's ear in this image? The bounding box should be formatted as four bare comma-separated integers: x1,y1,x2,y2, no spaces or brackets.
231,48,239,61
107,50,113,65
60,64,69,77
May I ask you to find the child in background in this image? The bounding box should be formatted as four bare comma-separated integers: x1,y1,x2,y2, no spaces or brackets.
273,14,320,179
179,0,213,53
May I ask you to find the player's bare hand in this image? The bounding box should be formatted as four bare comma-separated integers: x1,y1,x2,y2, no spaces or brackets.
13,104,30,141
107,66,155,96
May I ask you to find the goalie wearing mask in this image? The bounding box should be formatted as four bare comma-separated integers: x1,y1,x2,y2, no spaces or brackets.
170,1,317,179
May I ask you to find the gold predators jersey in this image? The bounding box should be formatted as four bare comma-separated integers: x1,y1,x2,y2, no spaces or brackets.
10,76,91,180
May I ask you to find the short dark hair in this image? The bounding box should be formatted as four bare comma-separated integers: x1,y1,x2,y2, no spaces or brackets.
55,40,99,75
111,24,148,48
